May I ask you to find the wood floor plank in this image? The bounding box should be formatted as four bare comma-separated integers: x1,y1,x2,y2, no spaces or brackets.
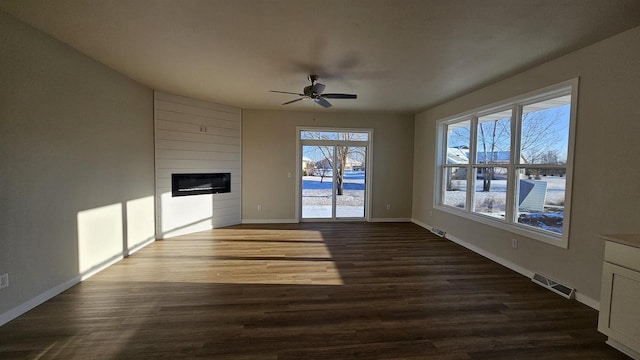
0,222,629,359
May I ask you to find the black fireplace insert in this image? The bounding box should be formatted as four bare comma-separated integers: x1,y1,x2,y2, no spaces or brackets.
171,173,231,197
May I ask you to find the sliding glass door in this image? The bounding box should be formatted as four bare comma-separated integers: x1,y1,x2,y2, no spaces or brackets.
335,146,366,218
300,130,370,221
301,145,334,219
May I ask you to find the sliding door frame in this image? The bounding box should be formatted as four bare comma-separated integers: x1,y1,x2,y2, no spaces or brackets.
296,126,374,222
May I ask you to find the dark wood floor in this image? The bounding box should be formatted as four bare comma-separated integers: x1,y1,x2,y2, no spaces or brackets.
0,222,628,359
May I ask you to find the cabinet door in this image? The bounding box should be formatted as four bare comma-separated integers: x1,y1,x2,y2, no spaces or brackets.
598,262,640,352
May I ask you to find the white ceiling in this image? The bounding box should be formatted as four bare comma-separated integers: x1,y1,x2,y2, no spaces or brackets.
2,0,640,114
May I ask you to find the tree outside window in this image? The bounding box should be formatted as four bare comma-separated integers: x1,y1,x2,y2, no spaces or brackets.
438,82,576,246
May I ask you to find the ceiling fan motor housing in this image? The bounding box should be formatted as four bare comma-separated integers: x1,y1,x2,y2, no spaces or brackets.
270,74,356,108
303,82,326,98
303,85,313,97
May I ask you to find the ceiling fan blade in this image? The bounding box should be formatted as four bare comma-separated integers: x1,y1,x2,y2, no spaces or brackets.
314,97,332,108
322,93,357,99
282,97,306,105
271,90,305,96
311,83,326,95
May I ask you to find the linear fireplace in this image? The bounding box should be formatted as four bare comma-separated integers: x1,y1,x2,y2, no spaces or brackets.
171,173,231,197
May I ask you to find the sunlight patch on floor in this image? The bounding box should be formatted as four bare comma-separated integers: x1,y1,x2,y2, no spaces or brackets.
90,229,346,286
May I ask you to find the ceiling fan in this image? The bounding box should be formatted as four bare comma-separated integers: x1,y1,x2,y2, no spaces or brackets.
270,75,357,108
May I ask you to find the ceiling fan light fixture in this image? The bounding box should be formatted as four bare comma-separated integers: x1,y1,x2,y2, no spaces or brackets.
270,74,357,109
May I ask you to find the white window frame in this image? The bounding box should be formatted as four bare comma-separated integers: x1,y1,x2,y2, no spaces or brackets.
434,79,578,248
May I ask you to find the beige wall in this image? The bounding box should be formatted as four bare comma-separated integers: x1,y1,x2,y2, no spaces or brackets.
242,110,414,221
0,11,154,322
413,26,640,303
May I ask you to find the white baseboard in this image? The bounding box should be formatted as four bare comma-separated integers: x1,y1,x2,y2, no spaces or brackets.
242,219,298,224
575,293,599,310
241,218,412,224
606,339,640,360
370,218,412,222
0,240,156,327
79,254,124,281
126,237,156,256
411,218,599,310
411,218,430,230
445,233,534,278
0,275,80,327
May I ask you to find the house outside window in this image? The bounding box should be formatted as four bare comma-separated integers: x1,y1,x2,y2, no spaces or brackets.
436,79,578,248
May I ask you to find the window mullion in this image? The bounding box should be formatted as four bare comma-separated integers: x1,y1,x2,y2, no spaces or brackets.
467,116,478,212
440,123,448,206
506,104,522,224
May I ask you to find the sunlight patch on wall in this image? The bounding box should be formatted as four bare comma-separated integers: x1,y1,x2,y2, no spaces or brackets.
77,203,123,273
125,196,155,250
159,191,213,238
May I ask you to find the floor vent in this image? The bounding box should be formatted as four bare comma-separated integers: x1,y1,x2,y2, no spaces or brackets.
430,227,446,237
532,273,575,299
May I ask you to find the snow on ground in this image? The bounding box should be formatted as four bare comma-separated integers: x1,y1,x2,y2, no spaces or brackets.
517,212,563,233
302,172,365,207
444,175,566,233
301,172,565,232
302,205,364,218
302,172,365,217
445,176,565,208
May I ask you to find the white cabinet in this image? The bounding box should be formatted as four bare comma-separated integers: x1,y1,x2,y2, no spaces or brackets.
599,235,640,360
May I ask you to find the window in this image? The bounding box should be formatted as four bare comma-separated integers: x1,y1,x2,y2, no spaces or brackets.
436,80,577,247
301,130,369,141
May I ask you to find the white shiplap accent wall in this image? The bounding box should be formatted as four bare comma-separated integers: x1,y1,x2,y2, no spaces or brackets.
154,91,241,238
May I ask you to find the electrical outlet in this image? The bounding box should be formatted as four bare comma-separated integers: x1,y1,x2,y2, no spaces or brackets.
257,204,262,212
386,204,391,210
0,273,8,289
512,239,518,249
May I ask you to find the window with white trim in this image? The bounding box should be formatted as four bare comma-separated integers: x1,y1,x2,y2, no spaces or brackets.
436,80,577,247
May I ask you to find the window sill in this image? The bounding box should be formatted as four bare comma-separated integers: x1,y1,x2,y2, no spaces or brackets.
434,204,569,249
